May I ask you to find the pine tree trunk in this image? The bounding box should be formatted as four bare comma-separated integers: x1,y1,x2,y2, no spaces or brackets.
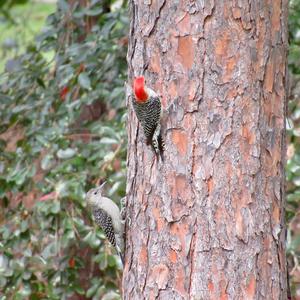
124,1,289,299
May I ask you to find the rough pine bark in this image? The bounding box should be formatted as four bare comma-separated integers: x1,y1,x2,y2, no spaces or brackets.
124,0,289,299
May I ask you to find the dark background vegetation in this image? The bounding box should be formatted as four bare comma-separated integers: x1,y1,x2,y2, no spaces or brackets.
0,0,299,299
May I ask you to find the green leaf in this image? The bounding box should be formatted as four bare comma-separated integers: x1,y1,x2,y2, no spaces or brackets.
107,255,116,267
78,72,91,90
83,231,100,249
41,242,57,259
85,8,103,16
100,137,118,145
86,283,99,298
74,285,85,295
58,0,69,12
57,148,76,159
50,201,60,214
102,291,121,300
41,154,54,170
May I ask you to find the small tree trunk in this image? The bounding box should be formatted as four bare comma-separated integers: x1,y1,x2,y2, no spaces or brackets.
124,1,289,299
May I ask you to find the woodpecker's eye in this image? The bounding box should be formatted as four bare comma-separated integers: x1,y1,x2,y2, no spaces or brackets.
94,191,98,195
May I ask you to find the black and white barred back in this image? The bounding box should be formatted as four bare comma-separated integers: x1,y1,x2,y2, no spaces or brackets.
93,208,116,248
132,96,165,155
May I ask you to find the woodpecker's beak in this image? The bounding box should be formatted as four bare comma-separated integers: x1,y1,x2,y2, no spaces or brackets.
99,181,106,189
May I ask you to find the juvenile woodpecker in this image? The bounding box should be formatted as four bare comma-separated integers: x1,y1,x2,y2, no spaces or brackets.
132,76,165,158
86,182,124,264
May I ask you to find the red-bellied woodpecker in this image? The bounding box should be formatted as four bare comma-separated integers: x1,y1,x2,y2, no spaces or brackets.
132,76,165,159
86,182,125,264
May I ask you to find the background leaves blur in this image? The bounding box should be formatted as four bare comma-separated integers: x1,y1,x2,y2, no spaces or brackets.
0,0,127,299
288,0,300,297
0,0,300,299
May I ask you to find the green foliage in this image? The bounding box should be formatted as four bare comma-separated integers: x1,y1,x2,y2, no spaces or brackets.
0,0,128,298
289,0,300,75
287,0,300,295
0,0,29,10
287,0,300,222
0,1,56,71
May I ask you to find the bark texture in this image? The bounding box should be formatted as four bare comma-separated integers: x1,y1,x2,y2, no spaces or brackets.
124,1,289,299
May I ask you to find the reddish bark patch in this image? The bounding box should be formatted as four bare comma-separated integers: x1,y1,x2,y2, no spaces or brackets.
207,177,214,194
208,280,214,292
149,291,156,300
178,36,194,69
264,59,274,92
245,274,256,299
171,174,187,199
214,30,237,82
224,56,237,82
214,205,224,224
235,209,244,240
242,125,256,145
226,88,238,100
188,80,197,101
149,51,161,73
169,249,177,263
176,13,191,35
272,203,280,224
232,7,241,19
220,293,228,300
139,245,148,265
271,1,281,33
168,81,178,98
168,173,194,215
220,278,229,300
152,264,169,289
170,221,189,254
152,206,164,232
172,129,188,156
175,266,187,297
215,32,229,60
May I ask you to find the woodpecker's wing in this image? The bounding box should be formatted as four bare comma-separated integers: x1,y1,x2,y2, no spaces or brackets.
132,96,162,142
92,208,116,248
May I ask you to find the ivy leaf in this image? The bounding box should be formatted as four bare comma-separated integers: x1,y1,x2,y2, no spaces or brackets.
85,8,103,16
0,1,128,298
58,0,69,12
86,282,99,298
78,72,91,90
57,148,76,159
41,242,57,259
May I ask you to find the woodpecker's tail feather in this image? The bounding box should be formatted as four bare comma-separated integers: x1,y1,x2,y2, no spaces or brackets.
116,240,124,266
158,134,165,161
158,134,165,153
120,253,124,266
117,249,124,266
146,130,165,161
149,133,165,161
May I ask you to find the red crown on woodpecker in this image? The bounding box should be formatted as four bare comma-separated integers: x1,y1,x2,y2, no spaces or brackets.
133,76,148,103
